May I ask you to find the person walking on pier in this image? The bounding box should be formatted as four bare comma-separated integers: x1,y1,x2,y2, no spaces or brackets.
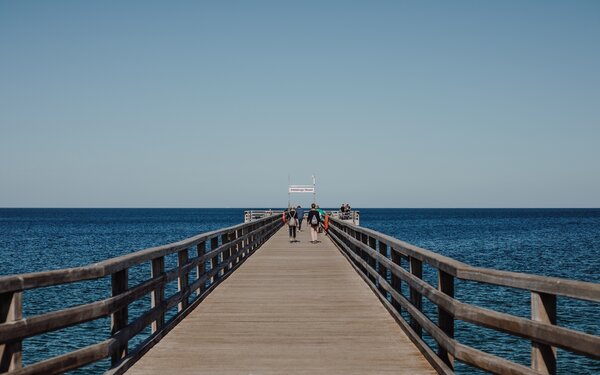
296,205,305,231
286,207,299,243
316,205,326,233
307,203,321,243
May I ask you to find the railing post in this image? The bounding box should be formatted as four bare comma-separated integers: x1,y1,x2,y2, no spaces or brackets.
378,241,388,297
247,223,252,248
531,292,557,374
178,248,189,311
391,249,402,312
257,224,263,247
151,257,165,333
352,230,362,270
257,223,263,247
368,236,377,283
241,226,248,258
438,270,454,369
221,233,230,275
223,232,235,271
409,257,423,337
0,291,22,371
247,224,253,254
354,230,364,274
344,227,353,257
249,224,255,252
345,227,352,248
360,232,369,275
111,269,128,364
196,241,206,295
252,223,258,250
247,225,253,253
235,229,242,264
210,236,219,284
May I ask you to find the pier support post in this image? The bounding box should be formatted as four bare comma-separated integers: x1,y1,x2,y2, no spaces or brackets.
235,229,242,265
354,230,365,274
391,249,402,312
247,225,254,253
360,233,369,275
151,257,165,333
347,228,356,260
210,237,219,284
368,237,378,284
111,269,128,364
378,242,388,297
0,291,22,371
242,226,249,258
250,224,257,252
178,248,190,311
531,292,556,374
222,232,232,272
196,241,206,295
409,257,423,337
438,270,454,369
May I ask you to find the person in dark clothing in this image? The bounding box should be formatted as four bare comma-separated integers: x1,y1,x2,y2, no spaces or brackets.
296,205,305,231
306,203,321,243
286,207,299,242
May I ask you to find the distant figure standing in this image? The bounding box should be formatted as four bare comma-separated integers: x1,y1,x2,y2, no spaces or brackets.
340,203,351,219
286,207,299,243
307,203,321,243
340,203,346,219
296,205,305,231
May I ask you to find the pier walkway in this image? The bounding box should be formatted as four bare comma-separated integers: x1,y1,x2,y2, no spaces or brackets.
2,213,599,375
127,226,435,374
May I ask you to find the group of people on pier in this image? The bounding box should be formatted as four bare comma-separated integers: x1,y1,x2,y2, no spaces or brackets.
339,203,352,219
283,203,326,243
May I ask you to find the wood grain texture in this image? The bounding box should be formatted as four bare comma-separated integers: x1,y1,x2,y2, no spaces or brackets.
127,227,436,375
0,292,22,371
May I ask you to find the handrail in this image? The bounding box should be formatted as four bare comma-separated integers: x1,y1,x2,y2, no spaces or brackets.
342,222,600,302
327,217,600,375
0,219,261,294
0,215,283,375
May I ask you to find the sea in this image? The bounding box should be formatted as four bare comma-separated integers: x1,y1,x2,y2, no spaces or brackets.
1,208,599,374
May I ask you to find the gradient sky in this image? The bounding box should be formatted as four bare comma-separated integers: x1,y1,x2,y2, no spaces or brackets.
1,1,599,208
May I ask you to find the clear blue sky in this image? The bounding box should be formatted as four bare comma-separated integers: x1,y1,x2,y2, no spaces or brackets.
1,1,599,208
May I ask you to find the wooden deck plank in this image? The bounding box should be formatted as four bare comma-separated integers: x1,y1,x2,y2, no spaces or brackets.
126,226,436,374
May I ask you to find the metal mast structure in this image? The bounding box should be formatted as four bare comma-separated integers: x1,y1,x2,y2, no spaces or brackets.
288,175,316,208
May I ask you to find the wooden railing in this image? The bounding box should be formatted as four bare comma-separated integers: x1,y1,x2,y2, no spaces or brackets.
327,217,600,375
328,210,360,225
0,215,282,375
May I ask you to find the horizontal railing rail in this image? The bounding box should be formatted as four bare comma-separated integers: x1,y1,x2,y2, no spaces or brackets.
0,215,283,375
327,210,360,225
244,210,282,223
327,217,600,375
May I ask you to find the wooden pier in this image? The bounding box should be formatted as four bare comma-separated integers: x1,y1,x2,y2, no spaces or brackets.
126,226,435,374
1,213,599,375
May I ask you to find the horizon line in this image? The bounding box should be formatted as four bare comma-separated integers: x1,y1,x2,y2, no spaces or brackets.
1,207,599,210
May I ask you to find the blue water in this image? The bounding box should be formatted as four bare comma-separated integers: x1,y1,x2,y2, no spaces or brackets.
1,208,599,374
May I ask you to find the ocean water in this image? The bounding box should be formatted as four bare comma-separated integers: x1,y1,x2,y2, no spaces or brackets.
360,209,600,374
1,208,599,374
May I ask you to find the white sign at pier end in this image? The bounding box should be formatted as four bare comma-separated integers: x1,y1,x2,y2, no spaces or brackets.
288,185,315,193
